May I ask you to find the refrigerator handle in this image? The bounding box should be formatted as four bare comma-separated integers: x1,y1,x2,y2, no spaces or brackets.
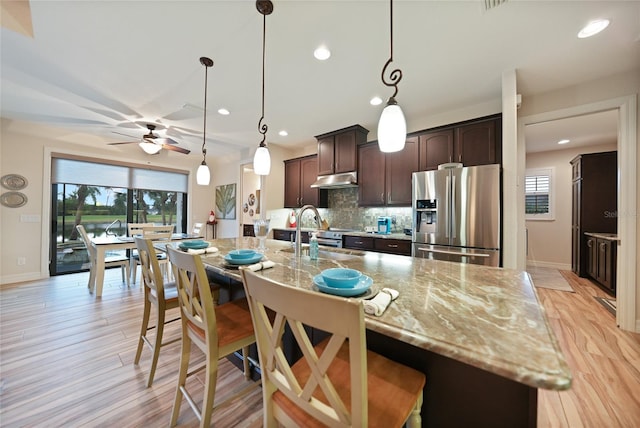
451,175,456,239
445,175,450,238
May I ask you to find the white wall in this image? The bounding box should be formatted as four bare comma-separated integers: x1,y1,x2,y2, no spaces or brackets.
525,143,617,269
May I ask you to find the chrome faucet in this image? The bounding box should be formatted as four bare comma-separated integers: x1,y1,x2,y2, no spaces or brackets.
295,205,323,258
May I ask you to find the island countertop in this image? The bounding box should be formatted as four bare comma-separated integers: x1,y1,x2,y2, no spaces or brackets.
193,237,571,392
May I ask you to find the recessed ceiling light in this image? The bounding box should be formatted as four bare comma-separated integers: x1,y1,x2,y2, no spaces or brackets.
279,130,288,137
557,139,570,145
218,108,230,115
370,96,383,106
313,46,331,60
578,19,610,38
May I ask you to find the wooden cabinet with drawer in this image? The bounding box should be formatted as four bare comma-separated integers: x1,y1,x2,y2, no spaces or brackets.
374,238,412,256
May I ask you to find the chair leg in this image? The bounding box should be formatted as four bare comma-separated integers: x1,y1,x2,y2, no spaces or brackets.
242,346,251,381
200,357,218,428
134,296,151,366
125,262,131,287
88,266,96,292
406,390,424,428
170,333,192,427
146,305,166,387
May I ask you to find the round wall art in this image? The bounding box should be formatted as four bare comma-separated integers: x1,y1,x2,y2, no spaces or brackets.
1,191,28,208
1,174,28,191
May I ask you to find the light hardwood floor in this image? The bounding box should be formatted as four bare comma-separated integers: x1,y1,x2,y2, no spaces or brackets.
1,268,639,427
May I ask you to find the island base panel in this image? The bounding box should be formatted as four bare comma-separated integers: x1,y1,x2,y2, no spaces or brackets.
367,329,537,428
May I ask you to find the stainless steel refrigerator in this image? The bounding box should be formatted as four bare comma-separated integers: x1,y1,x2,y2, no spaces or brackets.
412,164,501,266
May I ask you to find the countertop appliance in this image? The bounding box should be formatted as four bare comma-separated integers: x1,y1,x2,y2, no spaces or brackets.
377,216,392,234
412,164,501,266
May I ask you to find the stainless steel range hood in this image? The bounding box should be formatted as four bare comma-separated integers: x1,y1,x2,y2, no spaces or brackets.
310,171,357,188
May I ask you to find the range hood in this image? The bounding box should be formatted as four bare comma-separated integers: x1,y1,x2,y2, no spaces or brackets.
310,171,357,189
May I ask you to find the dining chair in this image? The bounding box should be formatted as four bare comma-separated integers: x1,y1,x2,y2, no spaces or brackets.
133,237,180,387
129,224,174,284
76,225,130,292
166,247,256,428
240,269,426,428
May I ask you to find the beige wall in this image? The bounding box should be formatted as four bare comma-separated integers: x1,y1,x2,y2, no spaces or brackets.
525,143,617,269
0,119,288,283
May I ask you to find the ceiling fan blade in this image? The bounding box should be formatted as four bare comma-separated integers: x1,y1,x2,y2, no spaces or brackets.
108,141,138,145
162,144,191,154
112,130,140,139
154,137,179,145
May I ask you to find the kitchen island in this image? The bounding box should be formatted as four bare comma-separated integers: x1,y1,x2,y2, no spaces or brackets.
193,237,571,427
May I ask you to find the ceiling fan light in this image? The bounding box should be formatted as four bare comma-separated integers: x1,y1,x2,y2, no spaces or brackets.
378,98,406,153
253,145,271,176
139,141,162,154
196,161,211,185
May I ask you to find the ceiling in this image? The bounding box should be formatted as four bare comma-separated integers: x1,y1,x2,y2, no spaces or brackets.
1,1,638,158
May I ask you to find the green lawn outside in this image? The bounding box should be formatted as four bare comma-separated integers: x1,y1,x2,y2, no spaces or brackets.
57,215,170,224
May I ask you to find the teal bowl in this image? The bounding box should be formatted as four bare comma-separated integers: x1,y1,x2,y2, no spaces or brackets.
321,268,362,288
228,249,259,260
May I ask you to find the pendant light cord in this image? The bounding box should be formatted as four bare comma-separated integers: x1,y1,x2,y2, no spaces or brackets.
202,64,208,159
258,12,268,146
381,0,402,98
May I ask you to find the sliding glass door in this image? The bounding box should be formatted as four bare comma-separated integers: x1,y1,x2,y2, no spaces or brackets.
50,157,188,276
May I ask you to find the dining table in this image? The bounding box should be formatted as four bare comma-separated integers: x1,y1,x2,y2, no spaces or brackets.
164,236,571,427
90,233,200,297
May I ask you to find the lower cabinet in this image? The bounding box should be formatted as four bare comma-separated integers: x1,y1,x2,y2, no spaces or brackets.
586,235,617,294
243,224,255,237
344,235,411,256
273,229,309,244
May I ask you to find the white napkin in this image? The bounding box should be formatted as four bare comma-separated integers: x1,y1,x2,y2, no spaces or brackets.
363,288,399,316
242,260,276,272
187,246,219,255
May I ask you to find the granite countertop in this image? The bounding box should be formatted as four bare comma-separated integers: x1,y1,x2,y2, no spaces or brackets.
192,237,571,392
273,228,412,241
584,232,620,241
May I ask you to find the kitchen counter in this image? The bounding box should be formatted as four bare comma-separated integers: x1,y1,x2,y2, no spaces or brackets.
584,232,620,241
194,237,571,426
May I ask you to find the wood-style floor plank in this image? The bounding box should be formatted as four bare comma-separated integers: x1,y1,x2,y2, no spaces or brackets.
1,268,639,427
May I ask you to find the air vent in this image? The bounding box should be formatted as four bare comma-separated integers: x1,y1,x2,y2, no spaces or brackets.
483,0,508,11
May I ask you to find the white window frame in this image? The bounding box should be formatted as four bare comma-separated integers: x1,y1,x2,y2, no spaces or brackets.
525,167,554,221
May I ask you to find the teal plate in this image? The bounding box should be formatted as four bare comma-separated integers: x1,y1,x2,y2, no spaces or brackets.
224,253,264,265
313,274,373,297
179,240,209,250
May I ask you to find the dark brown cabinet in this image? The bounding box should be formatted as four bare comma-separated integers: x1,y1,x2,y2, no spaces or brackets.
315,125,368,176
373,238,411,256
417,115,501,170
570,151,617,278
586,235,617,294
343,235,411,256
358,137,419,207
418,129,454,171
284,155,326,208
273,229,309,244
242,224,255,237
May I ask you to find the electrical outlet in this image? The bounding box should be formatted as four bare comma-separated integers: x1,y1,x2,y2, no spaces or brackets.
17,257,26,266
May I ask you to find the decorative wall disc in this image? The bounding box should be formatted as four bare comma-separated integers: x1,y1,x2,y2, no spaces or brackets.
1,174,28,190
1,191,28,208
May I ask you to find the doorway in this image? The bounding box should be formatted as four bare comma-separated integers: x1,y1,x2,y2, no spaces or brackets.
519,95,637,332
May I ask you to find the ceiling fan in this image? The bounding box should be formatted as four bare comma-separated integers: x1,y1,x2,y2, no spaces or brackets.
108,124,191,155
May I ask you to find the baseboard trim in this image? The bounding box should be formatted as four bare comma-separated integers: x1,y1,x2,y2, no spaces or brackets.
1,272,45,285
526,261,572,271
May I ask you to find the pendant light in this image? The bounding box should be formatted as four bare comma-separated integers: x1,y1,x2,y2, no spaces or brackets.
377,0,406,153
253,0,273,176
197,56,213,186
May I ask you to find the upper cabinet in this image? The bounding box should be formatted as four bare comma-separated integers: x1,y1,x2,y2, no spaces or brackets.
418,115,502,170
316,125,368,176
358,137,419,207
284,155,327,208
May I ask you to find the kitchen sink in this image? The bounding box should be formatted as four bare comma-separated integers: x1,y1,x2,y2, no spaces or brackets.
279,245,366,260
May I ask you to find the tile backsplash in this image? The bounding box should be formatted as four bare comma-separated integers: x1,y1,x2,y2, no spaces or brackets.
297,188,412,233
